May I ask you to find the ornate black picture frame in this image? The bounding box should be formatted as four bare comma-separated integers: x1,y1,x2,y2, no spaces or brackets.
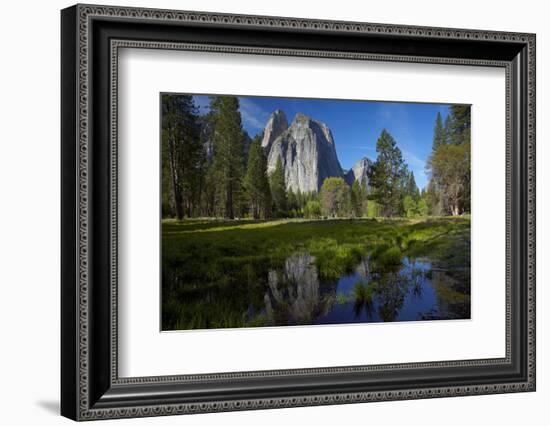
61,4,536,421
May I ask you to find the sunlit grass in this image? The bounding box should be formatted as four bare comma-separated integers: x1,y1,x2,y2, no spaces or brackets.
163,218,297,234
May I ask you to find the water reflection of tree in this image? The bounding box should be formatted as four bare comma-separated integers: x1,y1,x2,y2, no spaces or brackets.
264,252,336,325
372,273,406,321
353,295,375,320
162,249,471,330
162,259,268,330
409,266,425,299
430,270,471,319
363,261,428,322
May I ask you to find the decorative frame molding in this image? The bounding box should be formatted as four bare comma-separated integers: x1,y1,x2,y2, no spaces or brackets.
61,3,536,421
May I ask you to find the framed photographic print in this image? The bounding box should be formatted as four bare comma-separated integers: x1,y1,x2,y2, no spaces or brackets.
61,4,536,421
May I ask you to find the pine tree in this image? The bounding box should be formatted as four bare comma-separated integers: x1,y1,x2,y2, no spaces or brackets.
350,180,363,217
201,165,217,217
401,170,419,216
448,105,471,145
295,189,304,214
209,96,245,219
432,111,446,150
287,187,298,217
161,94,202,220
443,114,452,145
243,137,271,219
405,170,420,199
370,129,407,217
270,157,287,217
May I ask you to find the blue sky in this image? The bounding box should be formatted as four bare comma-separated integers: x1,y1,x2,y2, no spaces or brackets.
193,94,451,190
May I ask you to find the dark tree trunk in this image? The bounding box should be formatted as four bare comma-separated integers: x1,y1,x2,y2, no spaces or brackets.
168,135,184,221
226,183,234,219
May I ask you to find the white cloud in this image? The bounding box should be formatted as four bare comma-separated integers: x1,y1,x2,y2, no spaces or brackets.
402,149,426,170
239,98,270,131
376,105,393,121
375,103,411,126
349,145,376,151
402,149,430,189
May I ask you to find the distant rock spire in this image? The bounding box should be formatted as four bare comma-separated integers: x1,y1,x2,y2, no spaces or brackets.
344,157,372,189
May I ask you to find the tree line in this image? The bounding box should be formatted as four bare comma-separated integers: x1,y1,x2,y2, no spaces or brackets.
425,106,471,216
364,106,471,218
162,94,293,220
367,129,426,218
162,94,469,220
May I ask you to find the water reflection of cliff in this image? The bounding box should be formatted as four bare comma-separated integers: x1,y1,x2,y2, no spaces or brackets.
258,251,470,326
163,249,470,329
263,252,336,325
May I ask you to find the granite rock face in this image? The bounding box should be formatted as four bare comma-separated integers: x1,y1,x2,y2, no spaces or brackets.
344,156,373,189
265,113,343,193
261,109,289,153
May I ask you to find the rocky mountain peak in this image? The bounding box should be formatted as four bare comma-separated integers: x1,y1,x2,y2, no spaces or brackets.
261,109,288,152
345,156,372,189
293,112,311,123
290,114,334,146
264,111,343,193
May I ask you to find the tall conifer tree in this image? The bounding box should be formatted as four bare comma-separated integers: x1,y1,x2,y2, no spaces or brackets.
350,180,363,217
370,129,407,217
432,111,446,150
161,94,202,220
244,137,271,219
405,170,419,199
210,96,245,219
448,105,471,145
443,114,452,145
269,157,287,217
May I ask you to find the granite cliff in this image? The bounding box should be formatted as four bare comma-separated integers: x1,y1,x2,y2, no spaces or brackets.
264,111,344,193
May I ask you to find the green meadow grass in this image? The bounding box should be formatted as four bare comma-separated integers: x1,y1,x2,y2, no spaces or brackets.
163,217,469,277
161,217,470,329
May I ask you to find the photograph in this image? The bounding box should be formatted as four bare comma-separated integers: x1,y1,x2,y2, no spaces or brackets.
161,94,471,331
56,3,536,421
